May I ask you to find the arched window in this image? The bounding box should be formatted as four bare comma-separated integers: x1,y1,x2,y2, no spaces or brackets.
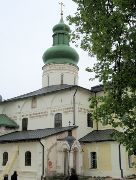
87,113,93,128
25,151,31,166
22,118,28,131
54,113,62,128
3,152,8,166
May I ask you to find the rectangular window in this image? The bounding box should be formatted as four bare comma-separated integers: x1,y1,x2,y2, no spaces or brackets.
90,152,97,169
22,118,28,131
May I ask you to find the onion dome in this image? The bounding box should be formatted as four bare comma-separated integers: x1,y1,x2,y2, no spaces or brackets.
65,130,76,149
42,17,79,65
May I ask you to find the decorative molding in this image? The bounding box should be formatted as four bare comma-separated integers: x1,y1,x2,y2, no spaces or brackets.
78,107,89,113
51,107,73,114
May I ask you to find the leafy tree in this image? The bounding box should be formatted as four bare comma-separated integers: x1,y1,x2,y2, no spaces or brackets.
68,0,136,154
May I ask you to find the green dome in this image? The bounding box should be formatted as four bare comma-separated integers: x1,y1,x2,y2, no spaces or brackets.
42,17,79,65
53,17,70,33
43,45,79,65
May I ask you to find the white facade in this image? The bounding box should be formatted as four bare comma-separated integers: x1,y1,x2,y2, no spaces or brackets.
42,64,79,87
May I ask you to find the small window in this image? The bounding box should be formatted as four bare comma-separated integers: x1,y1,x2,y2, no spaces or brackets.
90,152,97,169
87,113,93,128
3,152,8,166
54,113,62,128
22,118,28,131
128,155,133,168
25,151,31,166
31,97,37,108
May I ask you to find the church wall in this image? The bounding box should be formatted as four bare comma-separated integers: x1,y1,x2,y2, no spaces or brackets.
0,88,94,141
82,142,113,177
0,141,43,180
81,141,136,178
75,89,94,139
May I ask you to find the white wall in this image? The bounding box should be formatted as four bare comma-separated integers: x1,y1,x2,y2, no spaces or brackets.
42,64,79,87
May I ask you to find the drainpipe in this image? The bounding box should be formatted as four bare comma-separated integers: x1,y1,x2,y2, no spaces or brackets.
119,143,123,178
94,92,98,130
39,140,44,180
73,87,78,125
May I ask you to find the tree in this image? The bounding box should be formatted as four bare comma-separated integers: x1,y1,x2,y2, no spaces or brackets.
68,0,136,154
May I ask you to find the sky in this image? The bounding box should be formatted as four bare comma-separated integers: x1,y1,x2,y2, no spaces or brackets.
0,0,99,100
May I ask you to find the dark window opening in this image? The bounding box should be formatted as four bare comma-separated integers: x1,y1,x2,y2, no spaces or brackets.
22,118,28,131
25,151,31,166
87,113,93,128
3,152,8,166
90,152,97,169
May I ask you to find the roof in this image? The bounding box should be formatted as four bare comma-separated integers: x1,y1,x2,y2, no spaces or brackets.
91,84,103,92
1,84,90,103
0,114,19,128
0,126,77,143
79,129,116,143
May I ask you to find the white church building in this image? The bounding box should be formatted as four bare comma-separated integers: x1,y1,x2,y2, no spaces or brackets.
0,15,135,180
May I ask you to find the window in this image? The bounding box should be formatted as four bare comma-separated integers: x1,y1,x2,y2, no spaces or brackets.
3,152,8,166
31,97,37,108
22,118,28,131
128,155,133,168
87,113,93,128
90,152,97,169
54,113,62,128
25,151,31,166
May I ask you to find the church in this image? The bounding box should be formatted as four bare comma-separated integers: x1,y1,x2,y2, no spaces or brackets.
0,13,136,180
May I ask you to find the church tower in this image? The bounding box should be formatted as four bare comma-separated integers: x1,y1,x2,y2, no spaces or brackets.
42,13,79,87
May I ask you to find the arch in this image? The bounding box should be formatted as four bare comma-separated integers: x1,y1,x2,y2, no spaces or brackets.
71,140,83,175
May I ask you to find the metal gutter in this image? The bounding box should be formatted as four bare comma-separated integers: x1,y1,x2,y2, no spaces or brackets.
73,87,78,125
119,143,123,178
39,140,44,180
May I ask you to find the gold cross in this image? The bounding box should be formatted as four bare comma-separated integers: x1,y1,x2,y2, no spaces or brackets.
59,2,65,16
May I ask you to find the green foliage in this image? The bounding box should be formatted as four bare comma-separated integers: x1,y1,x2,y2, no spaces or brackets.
68,0,136,153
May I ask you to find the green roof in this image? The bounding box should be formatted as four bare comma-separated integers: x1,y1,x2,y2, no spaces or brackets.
0,114,19,128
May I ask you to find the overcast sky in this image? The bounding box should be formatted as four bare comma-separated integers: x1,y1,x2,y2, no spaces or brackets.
0,0,99,100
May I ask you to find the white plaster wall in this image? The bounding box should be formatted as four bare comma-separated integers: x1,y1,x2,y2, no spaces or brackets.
42,64,79,87
0,87,93,140
0,141,43,180
75,89,93,139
